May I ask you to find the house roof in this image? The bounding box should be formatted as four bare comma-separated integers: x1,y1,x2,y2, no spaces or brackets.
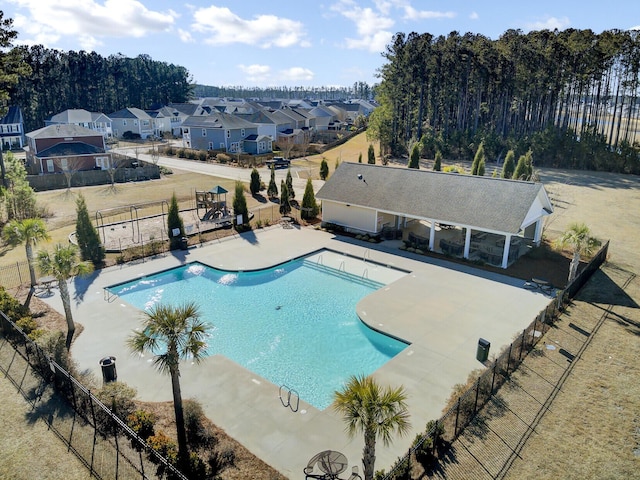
48,109,92,124
316,163,553,234
27,124,101,139
36,141,105,158
244,134,271,142
0,106,23,125
108,107,152,120
182,111,257,130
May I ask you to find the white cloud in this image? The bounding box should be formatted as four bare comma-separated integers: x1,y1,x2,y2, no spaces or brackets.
192,6,309,48
6,0,176,48
523,16,571,32
178,29,194,43
280,67,314,82
469,12,479,21
402,6,456,21
238,64,272,83
331,0,395,52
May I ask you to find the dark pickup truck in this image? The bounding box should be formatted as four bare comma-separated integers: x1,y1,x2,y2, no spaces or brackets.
265,156,290,168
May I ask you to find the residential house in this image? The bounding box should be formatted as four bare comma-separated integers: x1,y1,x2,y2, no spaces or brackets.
108,108,154,139
181,111,261,153
24,124,112,175
243,134,273,155
308,105,336,130
46,109,113,139
167,103,201,136
0,106,26,151
316,162,553,269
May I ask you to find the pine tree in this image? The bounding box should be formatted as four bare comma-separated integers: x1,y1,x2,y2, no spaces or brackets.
409,144,420,169
513,154,528,180
279,180,291,216
250,168,261,195
285,168,295,200
75,193,104,265
320,158,329,180
167,192,185,249
358,152,362,163
433,150,442,171
232,180,249,229
267,165,278,198
301,178,319,220
501,150,515,178
471,142,485,175
367,144,375,164
478,158,485,176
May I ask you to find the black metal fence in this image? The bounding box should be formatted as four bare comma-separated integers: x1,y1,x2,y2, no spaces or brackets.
0,311,188,480
380,240,610,479
0,260,34,290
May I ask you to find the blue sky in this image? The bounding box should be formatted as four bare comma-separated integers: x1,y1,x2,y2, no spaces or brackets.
3,0,640,88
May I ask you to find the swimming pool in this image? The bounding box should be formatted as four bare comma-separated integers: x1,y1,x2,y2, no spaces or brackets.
108,251,408,410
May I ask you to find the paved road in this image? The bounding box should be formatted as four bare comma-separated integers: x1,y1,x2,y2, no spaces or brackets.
112,145,324,198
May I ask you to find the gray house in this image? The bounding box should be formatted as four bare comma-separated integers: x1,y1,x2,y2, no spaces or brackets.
108,108,154,139
46,109,113,138
317,163,553,268
181,111,260,153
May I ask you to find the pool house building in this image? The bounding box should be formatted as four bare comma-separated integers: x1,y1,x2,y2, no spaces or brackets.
316,162,554,268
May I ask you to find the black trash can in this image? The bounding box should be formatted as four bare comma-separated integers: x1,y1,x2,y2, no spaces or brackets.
180,237,188,250
99,356,117,383
476,338,490,362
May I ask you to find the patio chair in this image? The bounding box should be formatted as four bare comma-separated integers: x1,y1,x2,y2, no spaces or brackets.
347,465,362,480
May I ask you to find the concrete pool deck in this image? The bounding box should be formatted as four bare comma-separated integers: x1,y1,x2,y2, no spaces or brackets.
39,226,553,479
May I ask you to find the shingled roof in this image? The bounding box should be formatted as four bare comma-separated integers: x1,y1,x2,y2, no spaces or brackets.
316,163,553,234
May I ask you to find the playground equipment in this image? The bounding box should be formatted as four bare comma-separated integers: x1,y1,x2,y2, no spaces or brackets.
196,185,231,221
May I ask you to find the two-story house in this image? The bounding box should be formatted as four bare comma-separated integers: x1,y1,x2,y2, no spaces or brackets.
0,106,26,151
46,109,113,139
181,111,262,153
24,124,112,175
108,108,154,139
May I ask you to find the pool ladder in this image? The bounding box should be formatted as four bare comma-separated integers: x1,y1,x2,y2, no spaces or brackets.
279,384,299,412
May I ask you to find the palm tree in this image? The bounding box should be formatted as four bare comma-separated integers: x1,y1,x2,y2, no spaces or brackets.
555,222,601,284
127,302,209,472
333,374,411,480
2,218,50,288
37,244,93,341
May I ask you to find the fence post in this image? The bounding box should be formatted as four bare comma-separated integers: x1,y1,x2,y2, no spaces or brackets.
506,344,512,375
454,398,461,437
490,361,497,393
89,390,97,478
518,329,526,360
473,378,480,414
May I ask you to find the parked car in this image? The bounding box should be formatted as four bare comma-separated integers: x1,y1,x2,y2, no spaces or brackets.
265,156,290,168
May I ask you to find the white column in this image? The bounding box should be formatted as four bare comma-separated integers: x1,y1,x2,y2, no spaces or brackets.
501,234,512,268
534,220,543,246
429,219,436,251
463,227,471,259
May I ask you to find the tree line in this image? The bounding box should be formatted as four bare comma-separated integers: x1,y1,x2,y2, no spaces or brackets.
8,46,192,132
367,28,640,174
192,81,374,101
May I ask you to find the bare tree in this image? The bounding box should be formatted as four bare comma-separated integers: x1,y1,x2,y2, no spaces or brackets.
275,135,296,160
105,154,128,187
54,157,84,191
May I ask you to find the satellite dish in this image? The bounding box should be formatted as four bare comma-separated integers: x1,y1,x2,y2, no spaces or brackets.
357,174,363,180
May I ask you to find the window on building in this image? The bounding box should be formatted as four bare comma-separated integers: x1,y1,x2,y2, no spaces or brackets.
123,120,127,126
226,130,230,138
202,129,207,137
241,129,245,137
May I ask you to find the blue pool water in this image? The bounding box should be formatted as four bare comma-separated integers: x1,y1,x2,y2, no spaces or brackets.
109,254,408,410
